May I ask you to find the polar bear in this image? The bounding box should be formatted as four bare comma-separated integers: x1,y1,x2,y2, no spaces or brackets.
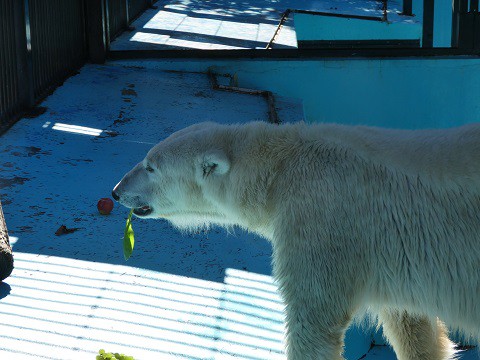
112,121,480,360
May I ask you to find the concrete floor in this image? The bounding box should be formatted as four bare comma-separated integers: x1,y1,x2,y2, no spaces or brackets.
0,1,477,359
1,62,478,360
0,64,294,359
110,0,406,50
110,0,298,50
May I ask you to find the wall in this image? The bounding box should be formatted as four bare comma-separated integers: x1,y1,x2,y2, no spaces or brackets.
294,13,421,43
115,56,480,130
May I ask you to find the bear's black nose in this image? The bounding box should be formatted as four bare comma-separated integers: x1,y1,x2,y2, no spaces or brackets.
111,190,120,201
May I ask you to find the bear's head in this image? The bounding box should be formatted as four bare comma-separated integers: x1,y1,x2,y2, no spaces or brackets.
112,122,237,231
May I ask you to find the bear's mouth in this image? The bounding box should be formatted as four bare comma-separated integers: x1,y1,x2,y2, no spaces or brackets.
133,205,153,217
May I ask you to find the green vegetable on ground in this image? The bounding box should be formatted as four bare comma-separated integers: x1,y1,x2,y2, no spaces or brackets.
97,349,135,360
123,209,135,261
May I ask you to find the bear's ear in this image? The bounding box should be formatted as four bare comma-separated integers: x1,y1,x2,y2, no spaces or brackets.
201,151,230,178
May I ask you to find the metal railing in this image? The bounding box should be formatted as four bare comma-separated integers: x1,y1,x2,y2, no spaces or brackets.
0,0,155,135
29,0,87,100
108,0,128,39
0,0,27,135
129,0,151,22
452,0,480,49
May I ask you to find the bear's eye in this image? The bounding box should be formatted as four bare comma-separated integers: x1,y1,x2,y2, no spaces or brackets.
145,164,155,173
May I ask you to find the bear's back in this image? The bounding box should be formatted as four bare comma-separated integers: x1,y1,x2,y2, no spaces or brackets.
309,122,480,190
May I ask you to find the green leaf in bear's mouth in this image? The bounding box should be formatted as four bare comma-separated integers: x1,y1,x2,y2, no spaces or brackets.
123,209,134,261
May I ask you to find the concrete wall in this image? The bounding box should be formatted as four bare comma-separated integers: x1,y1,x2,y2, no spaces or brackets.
282,2,454,48
293,13,421,43
120,56,480,130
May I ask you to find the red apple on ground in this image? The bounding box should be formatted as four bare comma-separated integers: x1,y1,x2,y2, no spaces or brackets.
97,198,114,215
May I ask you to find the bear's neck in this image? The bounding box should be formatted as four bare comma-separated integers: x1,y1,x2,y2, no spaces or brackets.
222,124,303,240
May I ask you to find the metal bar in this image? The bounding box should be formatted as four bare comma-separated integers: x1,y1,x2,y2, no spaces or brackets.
3,4,13,117
452,0,461,47
14,0,30,109
456,0,476,50
217,85,266,95
459,12,475,49
125,0,130,25
2,1,16,119
23,0,35,106
265,92,279,124
108,47,480,60
207,70,279,124
402,0,413,16
423,0,435,47
457,0,470,49
291,9,384,22
105,0,111,50
81,0,88,54
266,9,291,49
471,0,479,12
86,0,107,63
382,0,388,22
475,12,480,50
0,3,5,120
0,2,9,121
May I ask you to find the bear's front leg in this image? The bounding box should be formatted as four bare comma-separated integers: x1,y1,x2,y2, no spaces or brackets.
283,298,352,360
273,244,360,360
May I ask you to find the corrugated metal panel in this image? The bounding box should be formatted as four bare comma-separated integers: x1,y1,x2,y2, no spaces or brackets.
0,0,23,133
29,0,87,99
129,0,150,22
108,0,128,39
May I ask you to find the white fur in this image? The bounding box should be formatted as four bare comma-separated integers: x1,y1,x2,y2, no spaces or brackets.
113,121,480,359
